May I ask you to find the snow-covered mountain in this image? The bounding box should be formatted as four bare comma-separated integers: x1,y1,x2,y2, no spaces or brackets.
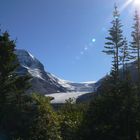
16,49,139,103
15,49,96,95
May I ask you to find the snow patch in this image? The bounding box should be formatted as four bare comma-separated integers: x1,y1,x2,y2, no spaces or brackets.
22,65,45,80
28,52,35,60
47,73,75,90
45,92,88,103
28,68,45,80
81,81,96,84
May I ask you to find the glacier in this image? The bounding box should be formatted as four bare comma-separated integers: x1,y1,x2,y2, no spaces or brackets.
15,49,98,103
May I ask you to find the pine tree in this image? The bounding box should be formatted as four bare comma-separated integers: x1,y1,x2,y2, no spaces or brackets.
80,5,140,140
120,38,130,78
0,31,31,138
130,10,140,86
103,5,124,81
81,75,138,140
0,31,18,106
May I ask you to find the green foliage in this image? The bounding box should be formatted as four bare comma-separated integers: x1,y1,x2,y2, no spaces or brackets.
29,94,62,140
0,31,32,139
0,31,18,106
81,78,139,140
59,98,88,140
130,10,140,60
0,31,86,140
103,5,124,80
119,38,131,78
1,4,140,140
130,10,140,89
79,6,140,140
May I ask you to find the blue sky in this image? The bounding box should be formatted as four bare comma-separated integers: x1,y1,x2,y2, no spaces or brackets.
0,0,138,82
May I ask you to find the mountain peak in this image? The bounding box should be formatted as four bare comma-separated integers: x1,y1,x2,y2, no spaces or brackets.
15,49,96,94
15,49,44,70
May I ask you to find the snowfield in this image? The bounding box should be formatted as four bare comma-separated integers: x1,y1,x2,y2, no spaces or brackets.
45,92,88,103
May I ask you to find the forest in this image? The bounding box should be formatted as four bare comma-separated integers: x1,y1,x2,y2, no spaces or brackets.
0,5,140,140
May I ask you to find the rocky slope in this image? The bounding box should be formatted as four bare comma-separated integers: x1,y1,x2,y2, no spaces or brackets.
15,49,96,95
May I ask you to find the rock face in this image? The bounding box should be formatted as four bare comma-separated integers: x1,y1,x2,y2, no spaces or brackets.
15,49,96,95
15,49,67,94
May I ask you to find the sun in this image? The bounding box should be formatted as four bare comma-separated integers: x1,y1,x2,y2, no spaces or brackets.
134,0,140,5
120,0,140,13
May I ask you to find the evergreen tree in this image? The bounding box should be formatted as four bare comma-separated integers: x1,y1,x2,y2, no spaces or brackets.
80,5,140,140
120,38,130,78
81,76,138,140
0,31,31,139
103,5,124,81
0,31,18,107
130,10,140,86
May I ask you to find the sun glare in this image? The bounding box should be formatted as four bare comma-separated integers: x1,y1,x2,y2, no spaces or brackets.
134,0,140,6
121,0,140,12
